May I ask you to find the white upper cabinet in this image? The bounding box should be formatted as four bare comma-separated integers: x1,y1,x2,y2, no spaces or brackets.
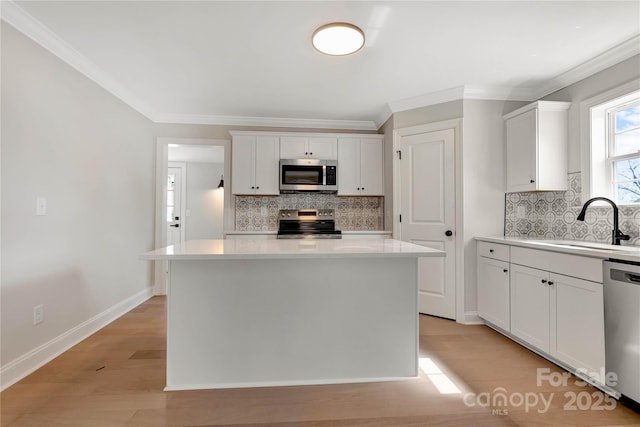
280,136,337,160
231,134,279,195
504,101,571,192
337,136,384,196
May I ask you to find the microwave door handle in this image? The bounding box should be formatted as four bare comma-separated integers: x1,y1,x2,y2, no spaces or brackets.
322,164,326,186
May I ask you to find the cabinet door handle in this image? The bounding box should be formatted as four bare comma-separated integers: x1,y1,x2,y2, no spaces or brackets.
541,279,548,284
530,179,535,183
251,186,255,189
489,249,494,253
548,281,554,286
503,269,508,273
310,152,313,155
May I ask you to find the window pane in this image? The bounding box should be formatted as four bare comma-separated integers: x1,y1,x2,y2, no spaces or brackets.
615,104,640,132
614,128,640,156
614,157,640,204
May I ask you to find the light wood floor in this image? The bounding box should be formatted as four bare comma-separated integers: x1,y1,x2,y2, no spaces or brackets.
1,296,639,426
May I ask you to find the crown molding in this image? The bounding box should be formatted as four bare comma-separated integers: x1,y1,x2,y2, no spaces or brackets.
387,86,466,115
1,0,157,121
462,85,534,101
532,35,640,100
2,0,638,132
153,113,378,131
379,84,535,125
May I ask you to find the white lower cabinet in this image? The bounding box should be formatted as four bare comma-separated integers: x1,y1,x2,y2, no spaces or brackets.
511,264,605,375
510,264,551,353
551,273,605,375
477,256,510,331
477,240,606,385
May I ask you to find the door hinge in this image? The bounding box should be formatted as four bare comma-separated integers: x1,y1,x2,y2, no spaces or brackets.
396,150,402,160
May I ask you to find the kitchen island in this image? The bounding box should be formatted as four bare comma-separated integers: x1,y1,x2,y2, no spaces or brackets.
141,239,444,391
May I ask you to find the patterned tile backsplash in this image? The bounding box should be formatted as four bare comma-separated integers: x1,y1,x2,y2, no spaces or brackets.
505,172,640,246
235,194,384,231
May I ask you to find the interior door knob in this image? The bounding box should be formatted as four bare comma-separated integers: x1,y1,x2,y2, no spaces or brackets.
445,230,454,237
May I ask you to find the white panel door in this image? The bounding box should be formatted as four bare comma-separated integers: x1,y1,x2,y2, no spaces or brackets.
399,128,456,319
167,166,184,246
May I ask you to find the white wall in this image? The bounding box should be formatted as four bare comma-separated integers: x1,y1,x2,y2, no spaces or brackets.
185,162,224,240
1,24,155,388
461,99,526,317
542,55,640,172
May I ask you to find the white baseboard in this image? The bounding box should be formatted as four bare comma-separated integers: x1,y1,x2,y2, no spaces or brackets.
0,287,153,391
458,311,484,325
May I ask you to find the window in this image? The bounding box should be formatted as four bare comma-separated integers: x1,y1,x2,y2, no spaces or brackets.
582,82,640,205
609,101,640,204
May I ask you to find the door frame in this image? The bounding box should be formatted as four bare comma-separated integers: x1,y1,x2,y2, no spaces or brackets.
392,119,464,322
167,162,187,245
154,137,232,295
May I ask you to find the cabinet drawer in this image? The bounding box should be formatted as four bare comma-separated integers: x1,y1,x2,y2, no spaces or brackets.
511,246,602,283
477,241,510,262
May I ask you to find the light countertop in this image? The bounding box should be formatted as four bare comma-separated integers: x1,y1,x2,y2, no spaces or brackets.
475,236,640,263
141,238,444,261
223,230,392,235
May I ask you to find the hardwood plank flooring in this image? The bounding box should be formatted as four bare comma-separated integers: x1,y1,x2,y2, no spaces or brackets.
1,296,638,426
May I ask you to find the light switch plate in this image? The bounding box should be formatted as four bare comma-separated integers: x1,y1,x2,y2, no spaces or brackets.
516,205,526,219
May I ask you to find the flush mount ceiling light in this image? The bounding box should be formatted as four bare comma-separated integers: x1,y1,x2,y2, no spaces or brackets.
312,22,365,56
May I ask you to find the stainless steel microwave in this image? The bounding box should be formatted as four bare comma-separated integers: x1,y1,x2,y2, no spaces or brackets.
279,159,338,193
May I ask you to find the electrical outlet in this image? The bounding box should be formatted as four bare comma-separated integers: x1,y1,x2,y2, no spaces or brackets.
33,304,44,325
36,197,47,216
516,205,526,219
261,206,268,216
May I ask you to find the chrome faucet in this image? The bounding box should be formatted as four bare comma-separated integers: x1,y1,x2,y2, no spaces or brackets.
576,197,630,245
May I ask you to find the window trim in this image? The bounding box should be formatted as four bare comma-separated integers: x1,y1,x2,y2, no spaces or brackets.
580,80,640,205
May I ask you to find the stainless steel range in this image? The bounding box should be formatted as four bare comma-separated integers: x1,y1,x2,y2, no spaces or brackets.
277,209,342,239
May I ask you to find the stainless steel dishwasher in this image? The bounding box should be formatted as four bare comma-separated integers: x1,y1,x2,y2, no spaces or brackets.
603,260,640,408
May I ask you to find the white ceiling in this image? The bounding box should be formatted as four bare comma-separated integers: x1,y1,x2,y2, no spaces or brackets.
4,1,640,130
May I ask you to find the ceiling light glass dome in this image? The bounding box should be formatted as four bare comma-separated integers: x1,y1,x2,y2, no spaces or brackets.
312,23,365,56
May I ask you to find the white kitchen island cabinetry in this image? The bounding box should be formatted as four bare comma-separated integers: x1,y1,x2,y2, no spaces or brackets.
280,135,337,160
230,133,279,195
504,101,570,192
141,239,443,391
337,136,384,196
